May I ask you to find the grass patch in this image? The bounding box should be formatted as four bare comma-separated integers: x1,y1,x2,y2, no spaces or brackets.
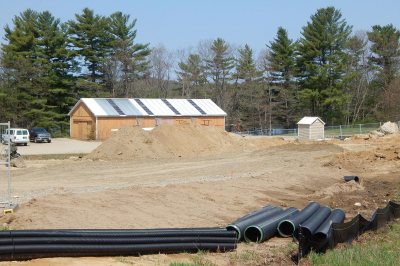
229,250,260,265
308,220,400,265
170,251,216,266
0,225,10,231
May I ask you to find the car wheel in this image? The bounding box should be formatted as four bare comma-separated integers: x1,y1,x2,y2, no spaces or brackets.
24,143,27,146
48,139,51,143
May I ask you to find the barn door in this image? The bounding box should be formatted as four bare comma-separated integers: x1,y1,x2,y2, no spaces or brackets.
74,121,92,140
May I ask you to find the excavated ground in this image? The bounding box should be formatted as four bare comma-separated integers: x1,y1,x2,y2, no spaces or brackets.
0,125,399,266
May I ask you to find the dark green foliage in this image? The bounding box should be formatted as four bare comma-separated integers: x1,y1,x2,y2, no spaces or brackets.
233,44,263,129
68,8,111,92
177,53,206,98
296,7,352,124
266,27,298,127
1,7,399,133
367,24,400,120
367,24,400,87
106,12,150,97
1,9,73,129
206,38,235,110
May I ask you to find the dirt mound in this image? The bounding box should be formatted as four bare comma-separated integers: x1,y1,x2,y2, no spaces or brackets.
313,180,364,198
323,134,400,172
87,123,250,160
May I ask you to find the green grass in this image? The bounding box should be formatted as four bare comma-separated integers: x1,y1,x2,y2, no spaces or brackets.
308,221,400,266
169,251,216,266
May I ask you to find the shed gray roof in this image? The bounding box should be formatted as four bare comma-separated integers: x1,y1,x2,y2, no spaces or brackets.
69,98,227,117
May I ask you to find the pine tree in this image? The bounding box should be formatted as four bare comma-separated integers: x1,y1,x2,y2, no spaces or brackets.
297,7,352,124
1,10,73,130
177,53,206,97
367,24,400,119
68,8,111,95
1,9,39,126
343,34,371,123
266,27,297,127
107,12,150,97
234,44,262,129
206,38,234,110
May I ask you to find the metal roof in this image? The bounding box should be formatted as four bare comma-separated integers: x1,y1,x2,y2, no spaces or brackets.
297,116,325,125
69,98,227,117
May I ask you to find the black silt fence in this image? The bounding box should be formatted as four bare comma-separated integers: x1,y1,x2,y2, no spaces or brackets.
298,201,400,259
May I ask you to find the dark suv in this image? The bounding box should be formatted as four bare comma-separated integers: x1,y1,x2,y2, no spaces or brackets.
29,128,52,143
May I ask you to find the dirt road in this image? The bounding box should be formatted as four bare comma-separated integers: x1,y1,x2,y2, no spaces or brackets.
16,138,101,155
0,135,399,265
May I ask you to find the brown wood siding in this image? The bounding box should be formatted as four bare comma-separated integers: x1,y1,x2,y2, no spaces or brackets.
70,103,96,140
70,103,226,140
97,117,139,140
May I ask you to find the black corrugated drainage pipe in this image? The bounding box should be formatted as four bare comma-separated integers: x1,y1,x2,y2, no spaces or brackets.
232,205,275,223
344,176,359,182
0,228,238,261
227,206,283,241
2,228,236,238
298,207,332,237
277,202,320,237
0,243,237,261
243,207,298,243
314,209,345,240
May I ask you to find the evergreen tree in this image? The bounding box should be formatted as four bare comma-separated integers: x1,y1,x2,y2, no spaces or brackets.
343,33,371,123
266,27,297,127
297,7,352,124
1,10,73,129
68,8,111,94
206,38,234,110
33,11,74,129
107,11,150,97
177,53,206,97
234,44,262,129
1,9,39,126
367,24,400,119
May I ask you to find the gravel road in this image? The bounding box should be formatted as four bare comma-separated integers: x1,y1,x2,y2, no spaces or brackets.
14,138,101,155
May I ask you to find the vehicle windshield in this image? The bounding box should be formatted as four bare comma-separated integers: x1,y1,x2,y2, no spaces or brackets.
34,128,48,133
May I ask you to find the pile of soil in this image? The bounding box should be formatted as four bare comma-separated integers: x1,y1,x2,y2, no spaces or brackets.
324,134,400,170
313,180,364,199
87,123,250,161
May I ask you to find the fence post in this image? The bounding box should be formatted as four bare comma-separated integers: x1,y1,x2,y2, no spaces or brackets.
339,125,342,139
359,124,362,134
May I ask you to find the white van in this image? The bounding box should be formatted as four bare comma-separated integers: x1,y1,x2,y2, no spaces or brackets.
1,128,30,145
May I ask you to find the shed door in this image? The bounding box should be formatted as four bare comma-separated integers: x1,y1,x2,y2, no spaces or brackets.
74,121,92,140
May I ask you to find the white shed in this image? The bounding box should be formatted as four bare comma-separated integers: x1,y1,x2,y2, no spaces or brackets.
297,116,325,140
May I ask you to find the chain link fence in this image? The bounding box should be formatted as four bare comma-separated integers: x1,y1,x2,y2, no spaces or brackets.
234,121,398,139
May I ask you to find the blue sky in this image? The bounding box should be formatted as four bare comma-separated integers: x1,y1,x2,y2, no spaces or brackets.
1,0,399,54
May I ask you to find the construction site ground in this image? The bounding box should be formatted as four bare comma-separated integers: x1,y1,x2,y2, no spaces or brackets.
0,125,399,266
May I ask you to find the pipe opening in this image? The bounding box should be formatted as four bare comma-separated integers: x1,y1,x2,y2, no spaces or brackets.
226,225,240,240
278,221,295,237
244,227,262,243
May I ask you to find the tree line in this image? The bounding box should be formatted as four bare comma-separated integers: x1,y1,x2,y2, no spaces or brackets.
0,6,399,132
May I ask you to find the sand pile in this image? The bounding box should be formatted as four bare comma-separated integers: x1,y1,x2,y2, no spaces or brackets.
87,123,247,161
324,134,400,171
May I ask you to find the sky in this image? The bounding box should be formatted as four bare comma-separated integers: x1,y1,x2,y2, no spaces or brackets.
0,0,399,54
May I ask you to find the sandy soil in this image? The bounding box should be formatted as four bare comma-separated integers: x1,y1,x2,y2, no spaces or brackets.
0,130,399,265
